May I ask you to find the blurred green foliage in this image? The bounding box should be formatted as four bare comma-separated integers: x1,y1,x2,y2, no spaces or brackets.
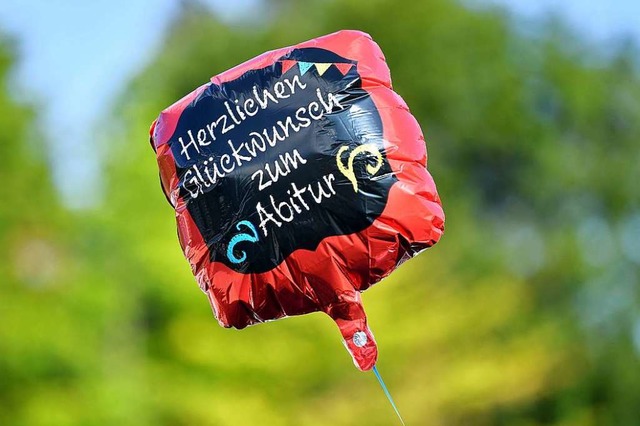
2,0,640,425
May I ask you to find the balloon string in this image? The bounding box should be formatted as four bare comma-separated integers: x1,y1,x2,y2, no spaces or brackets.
372,365,406,426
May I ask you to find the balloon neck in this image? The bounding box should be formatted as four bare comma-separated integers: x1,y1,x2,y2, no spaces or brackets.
324,296,378,371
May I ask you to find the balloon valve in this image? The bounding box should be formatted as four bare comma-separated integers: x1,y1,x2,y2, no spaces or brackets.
353,331,368,347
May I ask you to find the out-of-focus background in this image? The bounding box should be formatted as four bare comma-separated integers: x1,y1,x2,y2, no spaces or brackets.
1,0,639,424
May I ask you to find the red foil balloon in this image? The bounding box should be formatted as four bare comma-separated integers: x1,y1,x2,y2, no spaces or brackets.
149,30,444,370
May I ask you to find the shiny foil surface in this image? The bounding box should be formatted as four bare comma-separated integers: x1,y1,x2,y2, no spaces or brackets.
149,30,445,370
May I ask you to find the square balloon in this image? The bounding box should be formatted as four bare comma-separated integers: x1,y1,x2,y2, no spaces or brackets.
149,30,444,371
